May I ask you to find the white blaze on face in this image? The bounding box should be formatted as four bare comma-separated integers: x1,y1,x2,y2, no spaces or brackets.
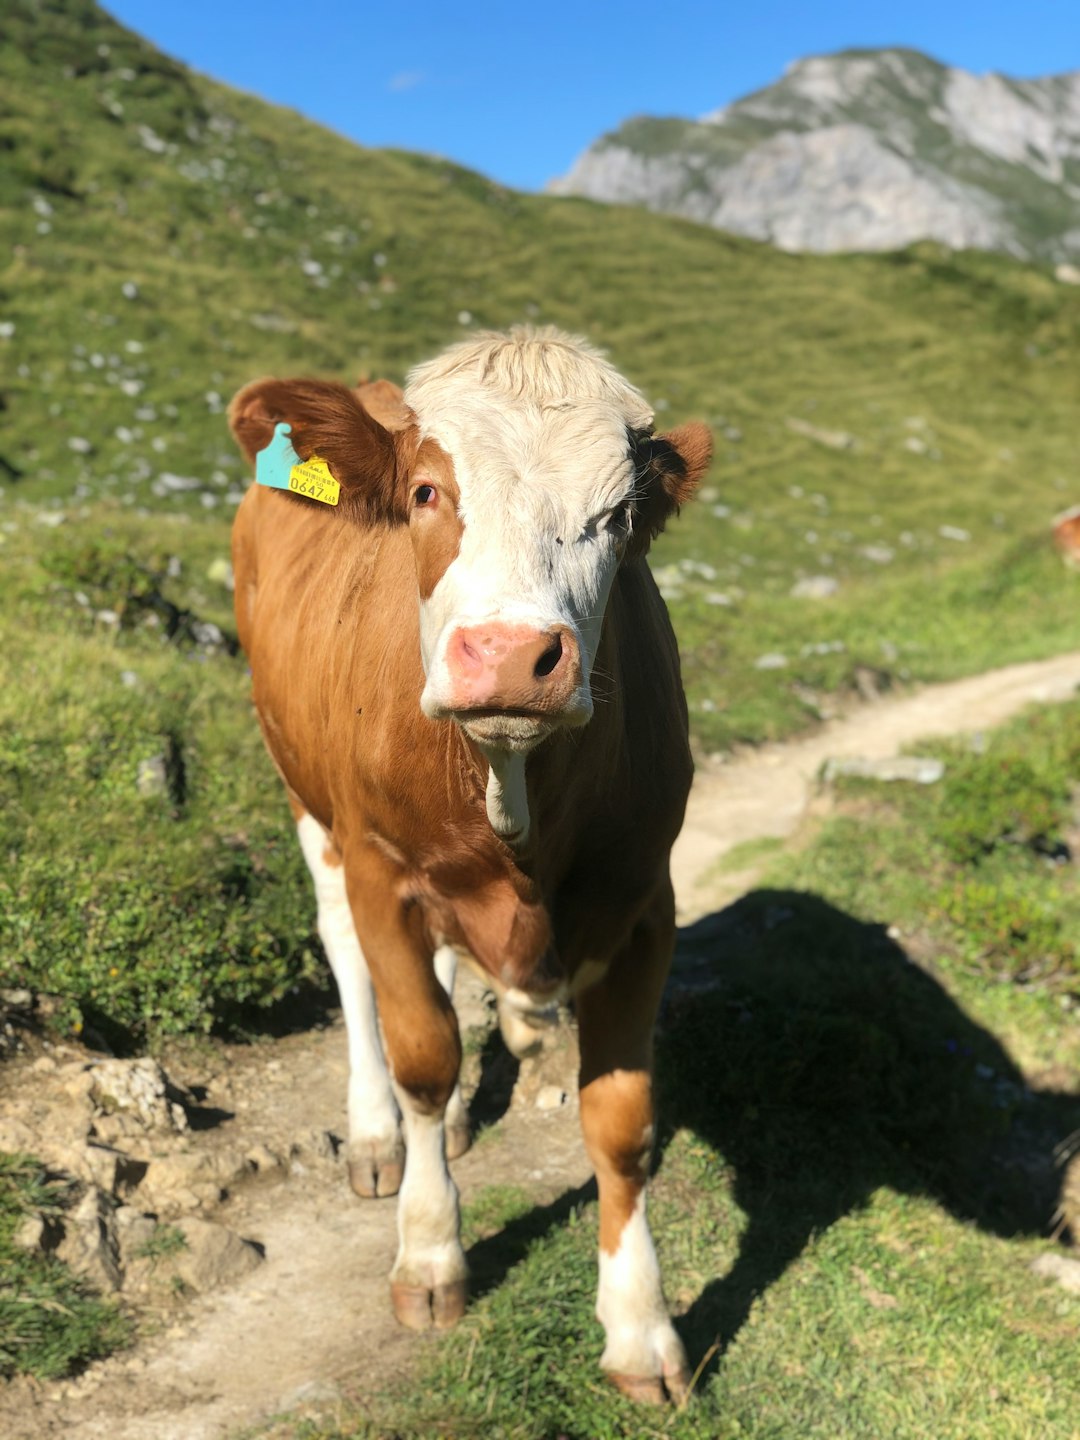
403,331,654,739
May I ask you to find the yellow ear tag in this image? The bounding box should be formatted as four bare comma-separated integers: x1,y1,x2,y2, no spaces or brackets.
288,455,340,506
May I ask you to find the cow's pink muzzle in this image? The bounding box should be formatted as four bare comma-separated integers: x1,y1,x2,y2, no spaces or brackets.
442,622,584,719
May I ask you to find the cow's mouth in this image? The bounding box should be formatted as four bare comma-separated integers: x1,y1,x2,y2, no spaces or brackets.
455,710,557,751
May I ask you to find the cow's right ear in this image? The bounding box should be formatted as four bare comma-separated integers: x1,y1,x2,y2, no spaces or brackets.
228,376,415,525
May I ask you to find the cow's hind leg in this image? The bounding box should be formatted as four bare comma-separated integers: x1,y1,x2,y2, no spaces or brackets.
433,944,471,1161
295,811,404,1198
576,886,690,1405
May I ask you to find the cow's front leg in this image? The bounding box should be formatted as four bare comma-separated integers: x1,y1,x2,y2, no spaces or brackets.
576,893,690,1404
295,811,403,1197
347,850,468,1330
433,943,472,1161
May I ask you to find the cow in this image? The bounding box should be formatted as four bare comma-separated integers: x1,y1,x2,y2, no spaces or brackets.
228,327,712,1403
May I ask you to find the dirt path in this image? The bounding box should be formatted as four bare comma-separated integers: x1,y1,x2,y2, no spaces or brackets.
5,650,1080,1440
673,650,1080,919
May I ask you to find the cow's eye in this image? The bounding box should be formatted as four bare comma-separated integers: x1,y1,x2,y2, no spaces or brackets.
413,483,437,507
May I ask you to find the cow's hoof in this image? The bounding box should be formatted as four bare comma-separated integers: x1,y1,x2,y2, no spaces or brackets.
346,1140,405,1199
391,1278,468,1331
606,1367,692,1406
445,1123,472,1161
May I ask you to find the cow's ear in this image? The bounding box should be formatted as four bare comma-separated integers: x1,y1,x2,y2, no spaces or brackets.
228,376,414,525
627,421,713,558
355,377,416,433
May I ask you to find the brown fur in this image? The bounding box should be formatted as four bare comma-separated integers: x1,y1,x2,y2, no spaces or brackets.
628,421,713,559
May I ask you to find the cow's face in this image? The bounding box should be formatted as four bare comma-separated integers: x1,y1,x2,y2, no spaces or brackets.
229,331,711,759
403,335,711,754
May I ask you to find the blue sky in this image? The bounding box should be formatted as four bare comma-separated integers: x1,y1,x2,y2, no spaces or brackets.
103,1,1080,191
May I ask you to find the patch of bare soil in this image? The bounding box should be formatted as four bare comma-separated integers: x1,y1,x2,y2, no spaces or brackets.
3,650,1079,1440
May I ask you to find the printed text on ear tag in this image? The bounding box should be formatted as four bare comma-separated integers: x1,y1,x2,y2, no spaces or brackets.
288,456,340,506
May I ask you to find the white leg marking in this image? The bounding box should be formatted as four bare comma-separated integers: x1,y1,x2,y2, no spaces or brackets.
392,1095,467,1293
433,945,469,1146
596,1192,688,1381
295,815,403,1188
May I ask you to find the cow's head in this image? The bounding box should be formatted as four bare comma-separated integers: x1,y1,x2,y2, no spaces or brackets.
230,329,711,839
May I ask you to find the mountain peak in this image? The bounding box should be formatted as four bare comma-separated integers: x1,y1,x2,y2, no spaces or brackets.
552,47,1080,260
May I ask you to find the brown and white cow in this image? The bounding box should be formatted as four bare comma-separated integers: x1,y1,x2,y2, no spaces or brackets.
229,327,711,1403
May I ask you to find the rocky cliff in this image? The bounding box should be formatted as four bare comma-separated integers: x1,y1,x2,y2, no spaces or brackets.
550,49,1080,259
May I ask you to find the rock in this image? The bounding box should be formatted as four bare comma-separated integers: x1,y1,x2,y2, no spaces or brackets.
85,1142,148,1197
790,575,839,599
206,557,234,590
536,1085,568,1111
173,1218,263,1292
14,1214,48,1252
189,619,226,649
245,1143,286,1179
289,1129,340,1168
785,417,855,450
138,1148,250,1214
86,1058,188,1134
57,1187,122,1292
754,653,788,671
136,755,169,797
1030,1253,1080,1294
1056,263,1080,284
113,1206,159,1260
822,755,945,785
279,1379,343,1409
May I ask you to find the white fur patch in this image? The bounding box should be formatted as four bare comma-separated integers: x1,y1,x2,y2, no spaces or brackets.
405,330,653,740
391,1100,466,1289
595,1191,688,1380
433,944,468,1136
295,815,400,1153
482,749,530,846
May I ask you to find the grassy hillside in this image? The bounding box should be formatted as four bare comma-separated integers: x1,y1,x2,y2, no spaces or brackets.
4,2,1080,746
2,0,1080,1038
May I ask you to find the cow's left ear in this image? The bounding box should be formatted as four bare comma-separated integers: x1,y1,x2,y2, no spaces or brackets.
627,421,713,558
229,376,415,525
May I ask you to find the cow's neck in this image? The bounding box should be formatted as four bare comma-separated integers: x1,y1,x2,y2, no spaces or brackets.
480,747,530,850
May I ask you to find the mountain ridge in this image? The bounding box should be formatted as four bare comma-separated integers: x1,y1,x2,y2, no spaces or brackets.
550,48,1080,260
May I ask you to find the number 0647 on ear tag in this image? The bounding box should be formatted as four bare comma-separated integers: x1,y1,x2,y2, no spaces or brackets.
255,422,340,506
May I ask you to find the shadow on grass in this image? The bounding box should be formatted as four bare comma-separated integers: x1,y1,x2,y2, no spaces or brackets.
460,886,1079,1376
663,889,1080,1377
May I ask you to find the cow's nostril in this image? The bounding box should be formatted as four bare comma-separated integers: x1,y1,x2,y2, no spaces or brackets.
534,634,563,679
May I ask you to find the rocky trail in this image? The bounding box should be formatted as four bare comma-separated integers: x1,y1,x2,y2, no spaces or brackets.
2,652,1079,1440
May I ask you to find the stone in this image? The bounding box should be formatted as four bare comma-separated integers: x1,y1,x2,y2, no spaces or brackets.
57,1187,122,1291
138,1148,250,1213
174,1218,264,1292
206,557,234,590
86,1057,188,1133
136,756,169,797
822,755,945,785
536,1085,568,1111
790,575,839,599
1030,1253,1080,1294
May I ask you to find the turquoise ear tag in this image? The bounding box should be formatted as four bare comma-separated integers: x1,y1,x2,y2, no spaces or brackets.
254,421,341,506
256,421,302,490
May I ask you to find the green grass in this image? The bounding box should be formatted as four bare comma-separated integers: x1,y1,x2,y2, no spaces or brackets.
0,509,329,1046
0,1154,130,1380
275,697,1080,1438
